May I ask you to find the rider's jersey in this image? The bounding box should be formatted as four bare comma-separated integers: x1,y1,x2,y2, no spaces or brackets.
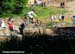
28,11,37,18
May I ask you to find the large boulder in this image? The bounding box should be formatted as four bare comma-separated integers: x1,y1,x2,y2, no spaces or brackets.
23,27,40,37
43,28,54,36
23,26,54,38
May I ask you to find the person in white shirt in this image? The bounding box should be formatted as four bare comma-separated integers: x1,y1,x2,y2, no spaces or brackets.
1,19,6,28
27,9,37,23
59,14,62,21
0,18,6,28
54,15,57,20
0,18,6,35
36,0,42,5
51,15,55,21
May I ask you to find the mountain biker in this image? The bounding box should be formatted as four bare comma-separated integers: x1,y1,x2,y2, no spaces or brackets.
27,9,37,23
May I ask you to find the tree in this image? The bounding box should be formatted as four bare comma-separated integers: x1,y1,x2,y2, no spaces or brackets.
0,0,28,17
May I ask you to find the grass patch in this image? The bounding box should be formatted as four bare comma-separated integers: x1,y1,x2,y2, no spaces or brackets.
3,6,67,18
46,21,58,28
22,6,68,22
1,6,68,28
21,6,68,23
35,6,68,19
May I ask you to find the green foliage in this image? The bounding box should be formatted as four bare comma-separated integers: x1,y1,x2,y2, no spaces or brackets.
0,0,28,17
21,6,68,19
0,0,67,18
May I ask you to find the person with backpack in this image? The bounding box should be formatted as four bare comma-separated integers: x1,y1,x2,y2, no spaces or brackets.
8,17,14,36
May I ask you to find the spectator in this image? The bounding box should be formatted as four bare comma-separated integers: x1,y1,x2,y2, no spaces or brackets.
0,18,6,35
60,2,65,8
19,18,25,35
54,15,57,20
51,15,55,21
59,14,62,21
1,18,6,28
61,15,64,20
8,17,14,36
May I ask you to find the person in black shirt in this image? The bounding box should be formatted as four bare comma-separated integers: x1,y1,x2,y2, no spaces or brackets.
60,2,65,8
19,18,25,35
61,15,64,20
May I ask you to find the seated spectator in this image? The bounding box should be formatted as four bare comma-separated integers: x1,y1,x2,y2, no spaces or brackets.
51,15,55,21
60,2,65,8
59,14,62,21
61,15,64,20
59,14,64,21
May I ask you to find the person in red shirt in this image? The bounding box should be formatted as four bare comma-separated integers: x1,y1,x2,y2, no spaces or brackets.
8,17,14,32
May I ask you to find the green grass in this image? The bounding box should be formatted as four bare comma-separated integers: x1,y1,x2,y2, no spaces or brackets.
35,6,67,18
1,6,68,28
46,21,58,28
1,6,68,20
9,6,67,17
21,6,68,22
19,6,67,22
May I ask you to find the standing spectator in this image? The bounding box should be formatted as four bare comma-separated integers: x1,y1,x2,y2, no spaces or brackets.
0,18,6,35
1,18,6,28
19,18,25,35
8,17,14,36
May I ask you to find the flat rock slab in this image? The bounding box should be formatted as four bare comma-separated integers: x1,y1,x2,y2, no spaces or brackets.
0,36,10,41
0,34,22,41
